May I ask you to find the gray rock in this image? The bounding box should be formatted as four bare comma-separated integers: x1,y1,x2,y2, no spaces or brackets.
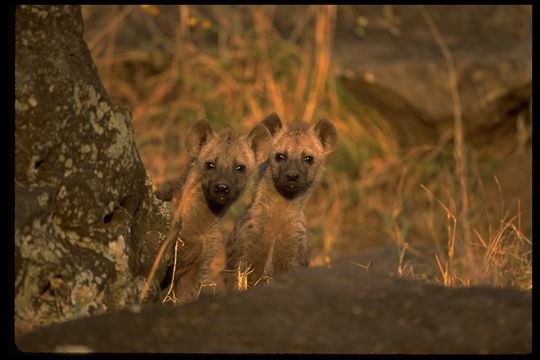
333,5,531,143
15,5,172,335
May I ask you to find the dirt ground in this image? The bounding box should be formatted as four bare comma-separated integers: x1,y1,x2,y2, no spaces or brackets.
17,254,531,354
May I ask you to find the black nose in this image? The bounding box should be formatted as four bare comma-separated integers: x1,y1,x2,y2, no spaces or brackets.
214,183,230,194
286,172,300,182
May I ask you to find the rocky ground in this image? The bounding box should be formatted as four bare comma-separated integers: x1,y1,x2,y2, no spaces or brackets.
17,254,531,354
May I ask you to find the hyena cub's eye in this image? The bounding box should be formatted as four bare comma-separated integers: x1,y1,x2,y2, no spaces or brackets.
275,153,287,162
303,155,314,164
206,161,215,170
235,164,246,173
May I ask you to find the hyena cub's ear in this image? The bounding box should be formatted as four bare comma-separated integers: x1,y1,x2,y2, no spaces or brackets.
313,118,338,153
261,112,282,136
185,119,214,157
247,124,272,164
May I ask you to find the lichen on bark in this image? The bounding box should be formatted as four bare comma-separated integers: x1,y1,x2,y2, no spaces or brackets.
15,5,173,335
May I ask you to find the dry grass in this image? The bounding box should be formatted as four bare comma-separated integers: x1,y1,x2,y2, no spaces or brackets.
234,262,254,292
82,5,531,291
231,262,273,292
422,179,531,289
161,237,184,304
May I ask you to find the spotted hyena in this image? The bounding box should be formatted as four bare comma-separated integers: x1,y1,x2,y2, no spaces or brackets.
163,119,271,303
225,113,338,289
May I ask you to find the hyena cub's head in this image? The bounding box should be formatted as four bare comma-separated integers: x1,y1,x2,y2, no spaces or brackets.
185,119,272,215
261,113,338,200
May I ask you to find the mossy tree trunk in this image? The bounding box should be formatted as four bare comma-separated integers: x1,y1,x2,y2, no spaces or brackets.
15,5,172,335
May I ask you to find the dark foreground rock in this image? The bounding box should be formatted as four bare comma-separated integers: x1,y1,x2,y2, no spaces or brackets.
17,257,531,354
15,5,172,334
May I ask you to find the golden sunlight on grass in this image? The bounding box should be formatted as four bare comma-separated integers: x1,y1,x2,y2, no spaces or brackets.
82,5,531,290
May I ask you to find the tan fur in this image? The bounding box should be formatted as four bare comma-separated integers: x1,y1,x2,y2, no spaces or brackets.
168,121,271,303
226,114,337,289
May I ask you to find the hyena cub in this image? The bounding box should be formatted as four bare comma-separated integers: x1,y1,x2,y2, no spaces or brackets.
165,119,271,303
225,113,338,289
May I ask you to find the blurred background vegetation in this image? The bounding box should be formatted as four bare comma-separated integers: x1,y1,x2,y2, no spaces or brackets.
81,5,531,289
